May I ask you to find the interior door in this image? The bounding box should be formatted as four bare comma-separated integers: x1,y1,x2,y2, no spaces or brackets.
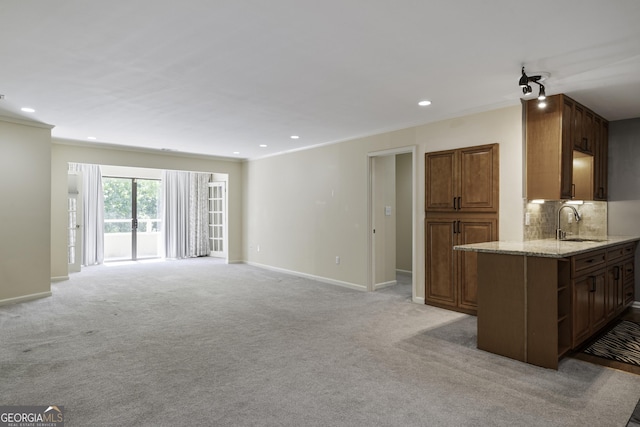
67,172,83,272
208,181,226,258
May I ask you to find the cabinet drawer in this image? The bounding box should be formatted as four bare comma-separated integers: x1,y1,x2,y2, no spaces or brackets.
572,250,606,276
607,244,636,262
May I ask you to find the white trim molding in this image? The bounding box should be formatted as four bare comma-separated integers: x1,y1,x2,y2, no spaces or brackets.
51,276,69,282
0,291,52,307
374,280,397,291
632,301,640,310
412,296,425,304
245,261,367,292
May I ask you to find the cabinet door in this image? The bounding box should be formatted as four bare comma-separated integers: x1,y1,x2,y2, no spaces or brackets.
591,271,607,332
561,98,574,199
425,151,457,211
425,219,456,307
459,144,498,212
572,103,585,151
606,264,622,319
457,219,497,310
581,110,594,154
572,275,591,347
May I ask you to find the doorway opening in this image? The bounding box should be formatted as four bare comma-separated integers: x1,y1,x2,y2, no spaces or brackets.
103,177,162,262
368,147,416,301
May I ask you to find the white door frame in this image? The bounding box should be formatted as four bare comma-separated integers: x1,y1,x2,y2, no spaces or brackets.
367,146,418,300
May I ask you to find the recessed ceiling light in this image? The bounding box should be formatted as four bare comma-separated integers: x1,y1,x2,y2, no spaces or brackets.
87,136,97,140
418,100,431,107
290,135,299,139
233,151,240,154
259,144,267,148
21,107,36,113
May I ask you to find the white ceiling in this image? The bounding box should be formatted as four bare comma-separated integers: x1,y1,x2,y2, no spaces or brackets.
1,1,640,159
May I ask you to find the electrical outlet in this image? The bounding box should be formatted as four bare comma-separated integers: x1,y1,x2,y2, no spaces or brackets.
335,256,340,265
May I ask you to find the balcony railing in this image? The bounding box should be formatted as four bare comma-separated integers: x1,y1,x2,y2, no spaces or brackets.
104,219,162,260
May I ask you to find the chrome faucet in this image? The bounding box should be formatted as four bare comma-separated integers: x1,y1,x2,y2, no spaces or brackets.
556,204,582,240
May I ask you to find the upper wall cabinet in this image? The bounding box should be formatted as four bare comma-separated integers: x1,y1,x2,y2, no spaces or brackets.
526,94,608,201
425,143,499,213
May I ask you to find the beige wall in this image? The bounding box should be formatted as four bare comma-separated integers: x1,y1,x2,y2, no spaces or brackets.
0,117,53,304
51,140,244,279
396,153,412,273
244,105,524,300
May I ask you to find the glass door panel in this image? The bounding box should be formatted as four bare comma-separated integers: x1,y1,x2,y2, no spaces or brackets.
136,179,161,259
103,177,133,261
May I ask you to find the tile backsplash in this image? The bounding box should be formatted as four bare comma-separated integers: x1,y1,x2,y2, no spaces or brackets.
524,200,607,241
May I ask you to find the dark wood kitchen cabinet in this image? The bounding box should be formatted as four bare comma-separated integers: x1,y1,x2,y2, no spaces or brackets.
571,244,636,349
425,143,499,315
425,144,499,213
425,217,497,314
526,94,608,201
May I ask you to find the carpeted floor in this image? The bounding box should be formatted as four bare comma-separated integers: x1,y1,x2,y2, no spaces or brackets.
2,258,640,426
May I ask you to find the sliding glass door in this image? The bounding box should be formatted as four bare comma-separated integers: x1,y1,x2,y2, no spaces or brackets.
103,177,161,261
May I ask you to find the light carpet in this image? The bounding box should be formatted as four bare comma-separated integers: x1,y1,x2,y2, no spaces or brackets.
1,258,640,426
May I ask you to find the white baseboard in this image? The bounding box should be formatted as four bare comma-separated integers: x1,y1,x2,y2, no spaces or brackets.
396,269,413,276
227,259,244,264
245,261,367,292
51,276,69,282
0,291,52,307
374,280,397,290
412,296,425,304
632,301,640,310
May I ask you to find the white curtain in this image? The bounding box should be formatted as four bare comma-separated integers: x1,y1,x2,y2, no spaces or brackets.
162,171,210,259
68,163,104,265
190,173,211,257
162,171,191,259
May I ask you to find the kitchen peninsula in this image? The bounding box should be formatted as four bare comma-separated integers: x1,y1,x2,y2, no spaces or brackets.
455,236,640,369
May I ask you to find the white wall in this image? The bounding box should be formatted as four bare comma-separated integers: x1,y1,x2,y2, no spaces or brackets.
243,105,524,299
0,117,53,304
51,140,244,279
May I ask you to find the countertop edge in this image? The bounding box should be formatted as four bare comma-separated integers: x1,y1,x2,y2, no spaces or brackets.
454,236,640,258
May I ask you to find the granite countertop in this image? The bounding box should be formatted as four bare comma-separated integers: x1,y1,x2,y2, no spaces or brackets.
454,235,640,258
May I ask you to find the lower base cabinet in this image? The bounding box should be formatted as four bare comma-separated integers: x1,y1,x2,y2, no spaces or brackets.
476,242,636,370
425,217,497,314
571,244,636,349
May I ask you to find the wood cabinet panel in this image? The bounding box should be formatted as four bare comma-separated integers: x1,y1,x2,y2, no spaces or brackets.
425,219,456,307
425,217,497,314
572,274,592,347
425,144,498,213
425,151,456,211
459,145,498,212
458,219,497,310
